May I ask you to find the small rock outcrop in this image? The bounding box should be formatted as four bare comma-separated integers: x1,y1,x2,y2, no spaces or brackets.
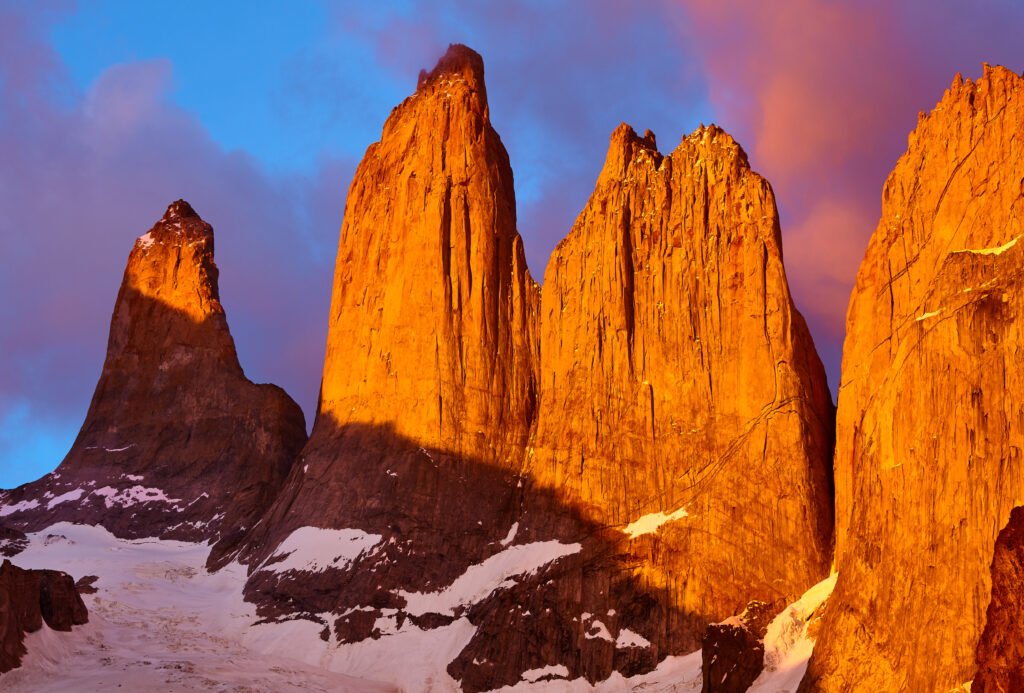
700,600,779,693
973,506,1024,693
0,201,307,551
701,623,764,693
0,559,89,674
0,528,28,558
804,65,1024,692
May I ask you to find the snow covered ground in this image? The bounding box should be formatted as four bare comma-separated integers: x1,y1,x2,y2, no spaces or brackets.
0,523,834,692
3,523,389,692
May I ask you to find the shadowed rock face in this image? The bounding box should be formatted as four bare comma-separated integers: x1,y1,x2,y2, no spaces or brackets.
0,559,89,674
233,44,833,690
974,506,1024,693
0,201,306,550
803,65,1024,692
531,123,834,649
701,623,764,693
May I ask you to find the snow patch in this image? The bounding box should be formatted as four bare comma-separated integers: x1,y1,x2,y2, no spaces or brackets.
46,489,84,510
500,521,519,547
616,628,651,649
1,522,713,692
136,232,156,249
262,526,381,574
954,236,1020,256
585,619,613,642
522,664,569,683
91,486,181,509
623,506,689,538
399,541,581,617
916,309,943,321
0,499,40,517
2,522,386,692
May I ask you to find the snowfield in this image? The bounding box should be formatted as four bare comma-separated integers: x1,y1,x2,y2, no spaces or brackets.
0,523,834,692
3,523,388,692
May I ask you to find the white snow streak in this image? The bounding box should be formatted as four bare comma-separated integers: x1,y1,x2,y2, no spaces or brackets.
262,526,381,574
954,236,1020,256
522,664,570,682
0,499,40,517
622,506,689,538
399,541,581,617
748,572,838,692
45,489,84,510
616,628,651,649
500,521,520,547
92,485,180,509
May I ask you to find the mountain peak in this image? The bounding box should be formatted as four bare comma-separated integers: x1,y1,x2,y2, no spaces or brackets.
160,199,200,223
416,43,487,104
0,201,306,554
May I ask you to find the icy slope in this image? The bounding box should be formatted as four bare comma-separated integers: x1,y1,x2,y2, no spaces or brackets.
0,523,832,692
1,523,390,692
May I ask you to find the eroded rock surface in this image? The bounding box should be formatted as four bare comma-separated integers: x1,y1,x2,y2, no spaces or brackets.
803,65,1024,692
0,201,306,550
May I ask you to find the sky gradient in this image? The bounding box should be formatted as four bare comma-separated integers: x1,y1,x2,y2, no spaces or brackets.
2,0,1022,487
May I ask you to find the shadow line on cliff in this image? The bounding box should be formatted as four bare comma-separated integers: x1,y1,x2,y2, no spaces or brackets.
227,414,720,691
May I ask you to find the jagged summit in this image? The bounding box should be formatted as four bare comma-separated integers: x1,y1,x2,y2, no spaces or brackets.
416,43,488,104
534,109,834,652
600,121,753,184
160,198,200,222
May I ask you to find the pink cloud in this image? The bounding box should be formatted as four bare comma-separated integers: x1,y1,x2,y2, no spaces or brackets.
676,0,1024,384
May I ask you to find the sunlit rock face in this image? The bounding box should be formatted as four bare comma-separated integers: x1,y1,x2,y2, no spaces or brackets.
233,44,834,690
316,43,539,467
230,45,557,688
0,201,306,550
530,123,835,647
233,43,540,566
803,65,1024,692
